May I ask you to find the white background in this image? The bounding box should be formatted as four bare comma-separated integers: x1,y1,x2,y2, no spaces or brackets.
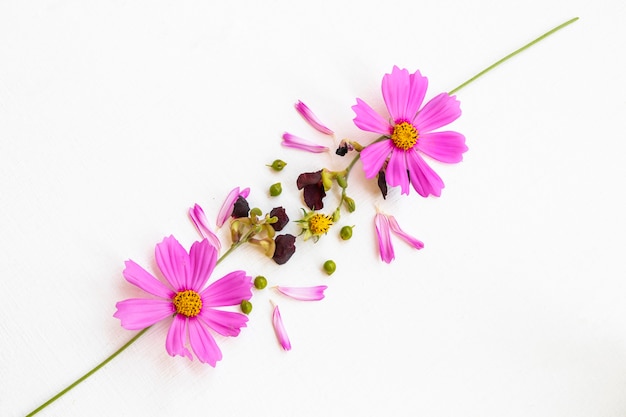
2,1,625,416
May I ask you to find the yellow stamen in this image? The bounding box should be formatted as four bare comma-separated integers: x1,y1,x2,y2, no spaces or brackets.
173,290,203,317
309,213,333,235
391,121,418,150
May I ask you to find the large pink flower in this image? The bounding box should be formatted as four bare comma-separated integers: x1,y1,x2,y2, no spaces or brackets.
114,236,253,366
353,66,468,197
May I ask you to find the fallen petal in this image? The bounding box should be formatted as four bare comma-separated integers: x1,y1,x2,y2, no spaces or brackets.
189,204,222,250
272,304,291,351
295,100,334,135
282,132,328,153
276,285,327,301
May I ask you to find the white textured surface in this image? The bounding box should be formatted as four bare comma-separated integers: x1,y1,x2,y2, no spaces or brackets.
1,1,625,416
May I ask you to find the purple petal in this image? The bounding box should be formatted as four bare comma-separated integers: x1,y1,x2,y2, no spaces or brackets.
359,139,394,179
188,239,217,291
199,309,249,337
276,285,328,301
388,216,424,250
189,204,222,250
154,236,190,291
166,315,192,360
374,213,395,263
295,100,334,135
352,98,392,134
385,149,410,195
201,270,253,307
188,318,222,366
416,131,468,163
406,150,445,197
414,93,462,133
122,260,173,299
272,304,291,351
282,132,329,153
216,187,241,228
114,298,174,330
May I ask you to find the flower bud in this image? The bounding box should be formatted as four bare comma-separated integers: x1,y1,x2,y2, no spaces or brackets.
340,225,354,240
254,276,268,289
323,260,336,275
268,159,287,171
240,300,252,315
343,196,356,212
269,182,282,196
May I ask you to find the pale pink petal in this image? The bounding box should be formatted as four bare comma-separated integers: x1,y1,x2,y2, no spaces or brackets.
188,318,222,366
416,131,468,163
282,132,328,153
374,213,395,263
272,304,291,351
352,98,393,135
154,236,189,291
188,239,217,290
276,285,328,301
359,139,394,179
382,66,411,122
388,216,424,250
406,150,445,197
189,204,221,250
201,270,253,307
122,260,173,299
385,149,410,195
216,187,241,228
199,309,248,337
114,298,174,330
166,315,192,360
295,100,334,135
414,93,462,133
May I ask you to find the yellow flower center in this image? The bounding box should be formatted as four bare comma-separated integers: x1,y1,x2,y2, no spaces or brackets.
173,290,203,317
391,121,418,150
309,213,333,235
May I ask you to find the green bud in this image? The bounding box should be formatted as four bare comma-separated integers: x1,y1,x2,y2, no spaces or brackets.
254,275,268,289
343,196,356,212
336,175,348,189
323,260,336,275
340,225,354,240
269,182,282,196
268,159,287,171
240,300,253,315
332,208,341,222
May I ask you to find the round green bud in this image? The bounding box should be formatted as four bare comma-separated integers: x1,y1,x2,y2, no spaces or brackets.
340,225,353,240
240,299,253,315
323,260,336,275
254,275,268,289
268,159,287,171
336,175,348,189
269,182,282,196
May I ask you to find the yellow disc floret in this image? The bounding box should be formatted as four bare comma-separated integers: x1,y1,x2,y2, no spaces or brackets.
309,213,333,235
173,290,203,317
391,121,418,150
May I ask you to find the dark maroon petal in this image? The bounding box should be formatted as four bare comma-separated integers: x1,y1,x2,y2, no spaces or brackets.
270,206,289,231
273,234,296,265
377,170,388,199
232,196,250,218
303,184,326,210
296,170,322,189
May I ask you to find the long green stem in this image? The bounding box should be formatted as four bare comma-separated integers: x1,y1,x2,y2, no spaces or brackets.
448,17,579,95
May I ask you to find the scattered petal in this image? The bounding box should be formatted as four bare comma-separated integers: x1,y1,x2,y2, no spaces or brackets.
216,187,250,228
374,212,395,263
282,132,328,153
189,204,222,250
272,304,292,351
295,100,334,135
276,285,328,301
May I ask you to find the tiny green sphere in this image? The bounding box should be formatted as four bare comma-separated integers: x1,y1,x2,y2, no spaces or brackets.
240,300,253,315
323,260,336,275
269,182,282,196
340,225,353,240
254,275,268,290
269,159,287,171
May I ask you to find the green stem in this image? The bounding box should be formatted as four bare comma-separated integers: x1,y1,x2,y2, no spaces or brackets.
448,17,579,95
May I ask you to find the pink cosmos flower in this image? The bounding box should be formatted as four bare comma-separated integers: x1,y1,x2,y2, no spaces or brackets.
216,186,250,227
374,212,424,263
189,204,221,250
114,236,253,366
282,132,329,153
276,285,327,301
271,304,291,351
294,100,334,135
353,66,468,197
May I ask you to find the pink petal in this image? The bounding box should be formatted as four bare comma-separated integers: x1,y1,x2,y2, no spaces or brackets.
359,139,394,179
154,236,189,292
188,239,217,290
416,131,468,163
414,93,462,133
122,260,173,299
188,318,222,366
216,187,242,228
272,304,291,351
199,309,249,337
374,213,395,263
295,100,334,135
201,270,253,307
388,216,424,250
406,69,429,121
114,298,174,330
276,285,328,301
385,149,410,195
382,66,428,123
405,150,445,197
166,315,192,360
189,204,222,250
282,132,328,153
352,98,393,134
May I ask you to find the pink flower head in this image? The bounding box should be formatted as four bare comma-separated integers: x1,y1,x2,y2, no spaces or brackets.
353,66,468,197
216,186,250,228
189,204,221,250
294,100,334,135
282,132,329,153
271,303,291,351
374,212,424,263
114,236,253,366
276,285,327,301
